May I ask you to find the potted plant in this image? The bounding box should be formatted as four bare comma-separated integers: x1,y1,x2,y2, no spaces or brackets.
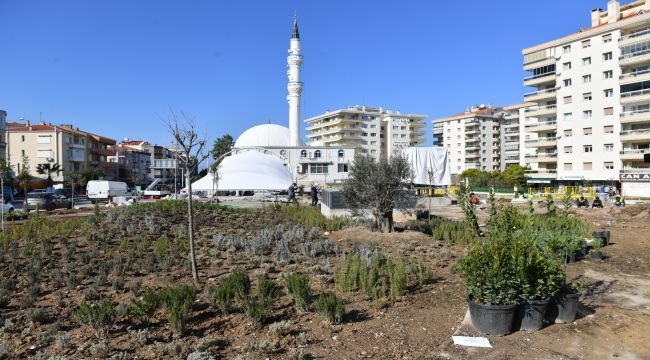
590,239,603,262
562,237,585,264
547,279,587,324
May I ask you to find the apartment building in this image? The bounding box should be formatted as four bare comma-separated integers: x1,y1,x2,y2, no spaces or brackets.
118,139,184,185
0,110,7,164
431,105,506,175
523,0,650,195
304,106,427,159
6,121,115,182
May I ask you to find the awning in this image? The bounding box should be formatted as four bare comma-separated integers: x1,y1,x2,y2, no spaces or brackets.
527,178,552,184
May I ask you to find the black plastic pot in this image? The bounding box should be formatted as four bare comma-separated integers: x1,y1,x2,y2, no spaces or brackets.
592,230,610,246
565,252,576,264
547,292,579,323
467,296,517,336
516,298,550,331
591,250,603,262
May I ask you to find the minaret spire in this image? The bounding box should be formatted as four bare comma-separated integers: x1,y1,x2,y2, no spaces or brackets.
287,14,303,147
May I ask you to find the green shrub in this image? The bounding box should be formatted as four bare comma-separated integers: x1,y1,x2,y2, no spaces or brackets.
208,282,236,314
75,300,116,338
387,257,407,304
315,292,344,324
129,288,161,325
159,285,196,334
229,269,251,300
28,307,50,324
411,257,436,286
245,276,281,329
285,273,312,311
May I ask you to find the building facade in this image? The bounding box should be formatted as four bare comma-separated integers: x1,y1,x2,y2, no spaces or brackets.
0,110,7,164
304,106,427,159
522,0,650,191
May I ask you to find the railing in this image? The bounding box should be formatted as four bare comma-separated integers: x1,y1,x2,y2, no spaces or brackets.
620,27,650,41
524,104,557,113
620,109,650,117
525,169,557,174
620,48,650,60
620,128,650,136
523,72,556,81
524,137,558,143
620,67,650,80
505,156,519,161
620,88,650,99
524,87,557,98
525,121,557,129
621,168,650,174
620,149,647,154
525,152,558,159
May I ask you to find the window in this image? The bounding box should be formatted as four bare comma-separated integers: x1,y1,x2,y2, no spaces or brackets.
583,162,593,170
309,163,328,174
21,135,25,142
584,145,593,153
564,163,573,170
563,96,572,104
337,164,348,172
582,39,591,48
604,107,614,116
564,129,573,137
583,127,592,135
583,74,592,83
37,149,52,158
563,62,572,70
603,52,612,61
604,88,614,97
604,162,614,170
564,146,573,153
300,150,307,158
604,125,614,133
603,70,613,79
37,135,51,144
583,110,592,119
563,79,572,87
337,149,344,158
583,92,592,101
604,143,614,152
370,133,376,137
582,57,591,65
603,33,612,43
314,150,321,158
563,112,573,121
563,45,571,54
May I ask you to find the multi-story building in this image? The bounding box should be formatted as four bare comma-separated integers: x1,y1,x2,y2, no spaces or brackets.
431,105,506,175
522,0,650,194
106,144,151,185
0,110,7,164
501,103,528,171
304,106,427,159
6,121,115,183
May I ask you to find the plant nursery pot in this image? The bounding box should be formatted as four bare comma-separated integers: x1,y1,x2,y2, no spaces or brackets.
515,298,550,331
565,252,576,264
467,296,517,336
592,230,610,246
591,251,603,262
547,292,579,324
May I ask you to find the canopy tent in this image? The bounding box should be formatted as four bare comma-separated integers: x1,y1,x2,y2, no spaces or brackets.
401,147,451,186
190,150,293,192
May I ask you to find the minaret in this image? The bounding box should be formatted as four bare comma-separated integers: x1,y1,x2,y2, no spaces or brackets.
287,15,303,147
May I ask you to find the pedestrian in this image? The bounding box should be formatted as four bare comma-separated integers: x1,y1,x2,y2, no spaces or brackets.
592,196,604,208
614,196,626,207
576,195,589,208
310,183,318,206
287,182,299,206
470,193,480,205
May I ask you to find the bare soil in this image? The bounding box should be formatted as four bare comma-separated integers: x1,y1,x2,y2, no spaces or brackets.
0,201,649,359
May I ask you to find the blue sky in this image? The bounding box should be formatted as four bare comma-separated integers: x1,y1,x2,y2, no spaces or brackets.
1,0,605,148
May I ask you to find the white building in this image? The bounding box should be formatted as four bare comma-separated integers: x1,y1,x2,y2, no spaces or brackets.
522,0,650,195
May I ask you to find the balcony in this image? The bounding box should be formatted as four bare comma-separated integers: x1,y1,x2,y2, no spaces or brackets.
523,87,557,102
524,104,557,118
619,27,650,47
621,167,650,174
619,48,650,67
465,128,479,135
504,144,519,151
464,162,481,169
620,68,650,85
620,128,650,141
465,119,480,126
525,152,558,163
620,149,648,160
523,72,557,87
524,137,558,148
525,120,557,132
466,145,479,150
620,88,650,104
525,169,557,178
620,109,650,124
465,152,480,158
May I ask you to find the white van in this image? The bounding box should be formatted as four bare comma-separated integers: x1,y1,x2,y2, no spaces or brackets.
87,180,129,203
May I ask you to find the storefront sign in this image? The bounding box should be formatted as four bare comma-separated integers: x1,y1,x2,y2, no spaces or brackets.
619,173,650,182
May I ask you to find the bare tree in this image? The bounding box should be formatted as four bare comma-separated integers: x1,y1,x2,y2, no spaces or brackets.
341,153,414,233
166,111,210,282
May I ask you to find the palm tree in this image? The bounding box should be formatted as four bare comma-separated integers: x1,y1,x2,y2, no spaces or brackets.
36,163,61,191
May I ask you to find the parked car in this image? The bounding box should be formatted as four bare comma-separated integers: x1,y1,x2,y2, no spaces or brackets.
0,198,14,213
26,192,72,211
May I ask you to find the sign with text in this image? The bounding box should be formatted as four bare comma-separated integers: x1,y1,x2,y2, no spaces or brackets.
619,173,650,182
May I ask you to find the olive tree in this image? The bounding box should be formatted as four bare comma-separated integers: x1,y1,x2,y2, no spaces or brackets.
166,111,209,282
341,153,414,233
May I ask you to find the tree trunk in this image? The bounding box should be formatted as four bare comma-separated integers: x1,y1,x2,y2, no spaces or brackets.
378,210,394,233
185,171,199,282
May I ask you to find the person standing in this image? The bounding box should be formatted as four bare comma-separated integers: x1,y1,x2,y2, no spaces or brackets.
310,183,318,206
287,183,299,206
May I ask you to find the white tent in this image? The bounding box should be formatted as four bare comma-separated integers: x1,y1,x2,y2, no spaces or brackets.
402,147,451,186
191,151,293,192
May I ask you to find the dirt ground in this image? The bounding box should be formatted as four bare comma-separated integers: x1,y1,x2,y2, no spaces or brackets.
2,201,650,359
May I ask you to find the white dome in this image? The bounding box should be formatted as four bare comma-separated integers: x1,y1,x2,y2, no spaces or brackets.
309,140,325,147
234,124,305,148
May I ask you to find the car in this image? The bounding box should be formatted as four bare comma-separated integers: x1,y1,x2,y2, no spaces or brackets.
0,198,14,214
26,192,72,211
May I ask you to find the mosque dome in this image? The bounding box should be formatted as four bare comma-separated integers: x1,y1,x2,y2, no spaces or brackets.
234,124,305,148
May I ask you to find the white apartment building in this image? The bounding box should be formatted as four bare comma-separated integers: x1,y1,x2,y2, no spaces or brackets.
432,105,510,175
304,105,427,159
523,0,650,195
